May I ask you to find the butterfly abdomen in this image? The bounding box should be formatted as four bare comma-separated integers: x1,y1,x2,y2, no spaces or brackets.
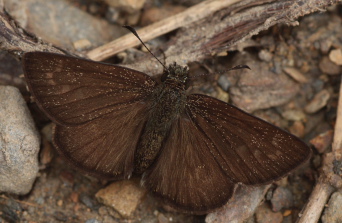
134,84,187,174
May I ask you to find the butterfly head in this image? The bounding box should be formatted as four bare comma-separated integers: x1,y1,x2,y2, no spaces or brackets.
161,62,190,90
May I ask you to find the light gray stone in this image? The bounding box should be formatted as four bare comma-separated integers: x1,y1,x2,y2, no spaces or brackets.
206,185,270,223
0,86,39,194
5,0,125,49
322,191,342,223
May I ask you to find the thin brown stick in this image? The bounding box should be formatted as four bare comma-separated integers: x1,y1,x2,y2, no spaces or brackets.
86,0,243,61
296,180,334,223
332,79,342,151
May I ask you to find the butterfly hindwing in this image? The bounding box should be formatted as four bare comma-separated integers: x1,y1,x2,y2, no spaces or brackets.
142,115,236,214
23,52,156,126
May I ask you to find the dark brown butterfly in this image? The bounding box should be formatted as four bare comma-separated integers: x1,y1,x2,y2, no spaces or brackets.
22,50,311,214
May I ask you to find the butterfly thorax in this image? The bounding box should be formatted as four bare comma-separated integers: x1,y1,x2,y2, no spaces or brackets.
134,63,189,174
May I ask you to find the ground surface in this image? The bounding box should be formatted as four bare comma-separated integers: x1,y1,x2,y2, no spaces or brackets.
0,1,341,223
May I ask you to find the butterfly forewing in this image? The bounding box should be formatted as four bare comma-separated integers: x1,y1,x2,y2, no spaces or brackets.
185,94,311,185
23,52,156,126
23,52,157,179
54,100,150,179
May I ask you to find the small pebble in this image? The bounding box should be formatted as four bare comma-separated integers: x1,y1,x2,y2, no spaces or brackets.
319,56,340,75
309,130,333,153
216,87,229,103
329,49,342,65
255,203,283,223
73,39,92,51
270,187,294,212
70,191,79,203
218,75,231,91
258,49,273,62
283,67,309,83
98,206,109,216
104,0,147,13
54,211,68,222
322,191,342,223
320,39,332,54
281,110,306,121
39,139,53,166
304,89,330,114
283,209,292,217
57,200,63,207
80,193,97,209
95,180,147,218
289,121,305,138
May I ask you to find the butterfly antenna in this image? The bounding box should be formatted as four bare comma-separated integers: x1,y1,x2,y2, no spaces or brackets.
226,64,250,71
190,64,251,80
123,25,168,70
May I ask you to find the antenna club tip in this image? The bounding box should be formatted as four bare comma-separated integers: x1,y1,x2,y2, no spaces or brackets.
237,65,251,70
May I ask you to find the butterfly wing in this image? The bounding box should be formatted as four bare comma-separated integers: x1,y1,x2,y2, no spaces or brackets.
186,94,311,185
23,52,156,125
53,100,149,179
143,94,311,213
23,52,157,179
142,115,236,213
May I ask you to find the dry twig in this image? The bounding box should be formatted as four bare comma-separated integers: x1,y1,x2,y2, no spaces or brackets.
87,0,243,61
